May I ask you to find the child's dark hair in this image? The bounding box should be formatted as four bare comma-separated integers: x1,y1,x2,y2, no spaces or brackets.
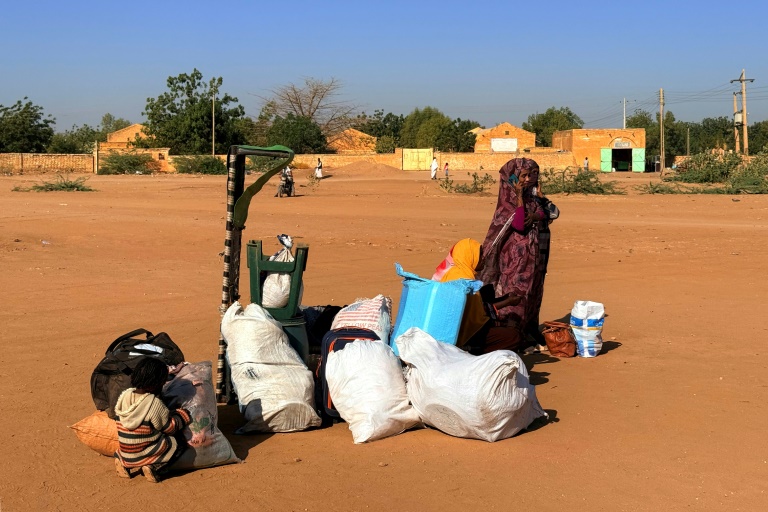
131,357,169,392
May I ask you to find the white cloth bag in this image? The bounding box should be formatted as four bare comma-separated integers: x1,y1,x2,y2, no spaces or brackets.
326,340,421,443
221,302,320,433
395,327,546,442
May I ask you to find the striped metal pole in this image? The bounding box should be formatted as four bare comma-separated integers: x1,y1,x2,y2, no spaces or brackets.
216,150,240,403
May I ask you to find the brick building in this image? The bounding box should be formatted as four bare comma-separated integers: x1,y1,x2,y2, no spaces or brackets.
473,123,536,153
552,128,647,172
100,123,147,150
98,123,171,171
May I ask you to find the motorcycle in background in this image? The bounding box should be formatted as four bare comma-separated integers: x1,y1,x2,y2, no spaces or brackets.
277,167,294,197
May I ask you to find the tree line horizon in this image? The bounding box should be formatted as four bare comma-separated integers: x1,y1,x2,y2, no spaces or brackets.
2,70,766,159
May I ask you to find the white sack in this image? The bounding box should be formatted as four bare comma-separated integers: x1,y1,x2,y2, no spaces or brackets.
395,327,546,442
331,295,392,344
570,300,605,358
326,340,421,443
230,363,320,433
221,302,320,433
262,245,293,308
221,301,291,366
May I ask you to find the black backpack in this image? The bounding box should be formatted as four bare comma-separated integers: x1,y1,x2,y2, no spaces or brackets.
91,329,185,419
315,327,380,424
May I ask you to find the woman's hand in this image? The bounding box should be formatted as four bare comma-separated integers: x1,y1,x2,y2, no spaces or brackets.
524,213,534,228
513,176,524,197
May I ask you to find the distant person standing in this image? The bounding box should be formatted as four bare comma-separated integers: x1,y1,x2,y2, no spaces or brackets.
315,158,323,179
430,157,438,180
444,162,450,178
583,157,589,171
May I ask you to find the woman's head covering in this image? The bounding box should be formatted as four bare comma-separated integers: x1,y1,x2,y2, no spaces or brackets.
432,238,481,282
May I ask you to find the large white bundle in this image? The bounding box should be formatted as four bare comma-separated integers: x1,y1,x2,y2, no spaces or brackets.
230,363,320,433
326,340,421,443
221,301,299,366
395,327,546,442
221,302,320,433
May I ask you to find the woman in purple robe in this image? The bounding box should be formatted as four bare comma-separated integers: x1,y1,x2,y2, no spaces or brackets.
478,158,546,341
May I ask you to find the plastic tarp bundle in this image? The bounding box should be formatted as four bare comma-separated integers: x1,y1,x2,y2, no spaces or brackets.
570,301,605,357
395,328,546,442
390,263,483,356
326,340,422,443
331,295,393,345
221,302,320,433
162,361,240,469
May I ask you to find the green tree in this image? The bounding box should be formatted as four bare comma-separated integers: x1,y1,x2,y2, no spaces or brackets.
747,120,768,154
140,69,246,154
375,135,396,153
435,118,480,152
626,109,658,158
0,98,55,152
357,110,404,141
99,113,131,136
357,109,406,153
48,113,132,154
400,107,452,148
266,114,326,154
48,124,100,153
522,106,584,147
626,109,687,165
688,117,735,154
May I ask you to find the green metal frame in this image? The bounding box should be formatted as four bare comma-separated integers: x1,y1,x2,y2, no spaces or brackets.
246,239,309,321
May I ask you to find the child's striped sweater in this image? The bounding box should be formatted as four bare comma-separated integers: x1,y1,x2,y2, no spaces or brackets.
114,388,191,468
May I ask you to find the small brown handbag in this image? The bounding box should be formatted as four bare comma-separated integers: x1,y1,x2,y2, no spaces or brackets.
541,321,577,358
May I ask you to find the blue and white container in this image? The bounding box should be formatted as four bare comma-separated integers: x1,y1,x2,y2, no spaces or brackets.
390,263,483,356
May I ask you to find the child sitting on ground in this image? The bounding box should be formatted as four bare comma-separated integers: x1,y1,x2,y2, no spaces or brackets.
114,357,191,483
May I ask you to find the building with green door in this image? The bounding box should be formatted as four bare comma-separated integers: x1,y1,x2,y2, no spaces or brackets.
552,128,647,172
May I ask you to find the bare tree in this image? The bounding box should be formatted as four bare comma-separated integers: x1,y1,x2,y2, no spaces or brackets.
256,77,359,137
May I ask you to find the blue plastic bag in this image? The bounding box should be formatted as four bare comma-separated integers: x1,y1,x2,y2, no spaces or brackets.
390,263,483,356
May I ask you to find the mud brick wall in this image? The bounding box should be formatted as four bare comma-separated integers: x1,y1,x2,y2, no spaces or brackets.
0,153,94,174
434,150,577,171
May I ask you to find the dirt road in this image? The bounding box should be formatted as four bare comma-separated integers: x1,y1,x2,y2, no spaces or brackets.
1,166,766,511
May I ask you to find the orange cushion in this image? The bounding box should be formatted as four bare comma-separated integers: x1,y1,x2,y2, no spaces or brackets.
70,411,119,457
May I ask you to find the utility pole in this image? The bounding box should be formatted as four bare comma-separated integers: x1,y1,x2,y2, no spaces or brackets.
212,89,216,156
659,88,665,172
733,92,741,153
730,69,754,155
623,97,627,129
687,127,690,156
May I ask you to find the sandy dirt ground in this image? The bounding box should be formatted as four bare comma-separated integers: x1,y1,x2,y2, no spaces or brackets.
1,165,767,512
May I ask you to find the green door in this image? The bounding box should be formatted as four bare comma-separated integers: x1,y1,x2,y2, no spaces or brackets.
631,148,646,172
600,148,611,172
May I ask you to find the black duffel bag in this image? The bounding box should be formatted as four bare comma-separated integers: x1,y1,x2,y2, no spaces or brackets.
91,329,185,419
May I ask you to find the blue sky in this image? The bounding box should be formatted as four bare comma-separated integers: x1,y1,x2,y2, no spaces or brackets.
2,0,767,131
